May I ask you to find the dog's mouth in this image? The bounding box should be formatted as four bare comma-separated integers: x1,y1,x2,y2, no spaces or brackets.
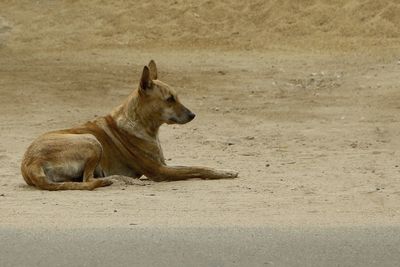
168,117,179,124
167,116,192,125
167,112,195,125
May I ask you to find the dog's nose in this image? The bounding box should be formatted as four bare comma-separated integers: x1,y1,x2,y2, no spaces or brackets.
188,112,196,121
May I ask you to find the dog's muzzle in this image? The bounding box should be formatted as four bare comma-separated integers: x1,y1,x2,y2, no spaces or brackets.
187,112,196,121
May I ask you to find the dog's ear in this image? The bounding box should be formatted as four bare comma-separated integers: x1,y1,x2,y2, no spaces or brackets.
148,60,158,80
139,66,152,91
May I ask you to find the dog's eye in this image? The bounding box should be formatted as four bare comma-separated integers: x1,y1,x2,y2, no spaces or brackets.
166,95,175,103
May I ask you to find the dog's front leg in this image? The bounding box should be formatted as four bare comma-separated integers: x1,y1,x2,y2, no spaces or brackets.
148,165,238,181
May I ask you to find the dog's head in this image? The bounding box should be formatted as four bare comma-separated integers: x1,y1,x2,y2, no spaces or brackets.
135,60,195,125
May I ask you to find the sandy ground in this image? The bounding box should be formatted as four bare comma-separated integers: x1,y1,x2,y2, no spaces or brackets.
1,1,400,229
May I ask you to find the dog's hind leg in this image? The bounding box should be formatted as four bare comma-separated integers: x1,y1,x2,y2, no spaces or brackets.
81,142,105,182
21,133,113,190
28,164,112,191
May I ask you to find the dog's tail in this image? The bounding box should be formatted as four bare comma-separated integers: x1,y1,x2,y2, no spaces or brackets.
22,164,112,191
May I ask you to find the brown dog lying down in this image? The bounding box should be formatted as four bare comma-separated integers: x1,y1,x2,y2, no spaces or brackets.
21,60,238,190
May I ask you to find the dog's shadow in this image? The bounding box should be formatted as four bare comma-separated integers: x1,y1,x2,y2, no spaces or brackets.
109,175,153,186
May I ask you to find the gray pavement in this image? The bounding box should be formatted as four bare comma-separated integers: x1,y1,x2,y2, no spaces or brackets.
1,226,399,267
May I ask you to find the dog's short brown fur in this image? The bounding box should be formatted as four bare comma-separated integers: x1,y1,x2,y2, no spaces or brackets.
21,60,238,190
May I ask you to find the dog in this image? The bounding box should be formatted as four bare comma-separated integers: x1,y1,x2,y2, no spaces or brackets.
21,60,238,190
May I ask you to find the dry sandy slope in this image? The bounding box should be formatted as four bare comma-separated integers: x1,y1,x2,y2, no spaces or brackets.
0,1,400,228
1,0,400,51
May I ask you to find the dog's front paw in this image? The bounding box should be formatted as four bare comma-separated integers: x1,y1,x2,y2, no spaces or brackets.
226,170,239,178
217,170,239,179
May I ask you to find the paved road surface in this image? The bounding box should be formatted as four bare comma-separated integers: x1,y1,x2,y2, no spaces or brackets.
1,227,399,266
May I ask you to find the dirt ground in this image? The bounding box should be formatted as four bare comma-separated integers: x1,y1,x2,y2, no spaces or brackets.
1,1,400,228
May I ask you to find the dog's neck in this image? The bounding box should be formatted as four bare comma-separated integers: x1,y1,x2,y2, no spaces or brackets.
110,90,161,141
